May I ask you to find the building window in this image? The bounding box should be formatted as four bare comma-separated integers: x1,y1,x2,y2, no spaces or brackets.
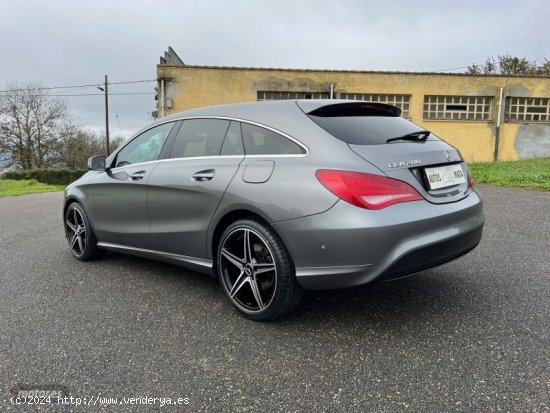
257,91,329,101
505,97,550,122
423,96,492,121
339,93,411,118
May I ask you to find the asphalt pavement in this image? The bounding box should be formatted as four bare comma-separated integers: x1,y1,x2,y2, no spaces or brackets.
0,185,548,412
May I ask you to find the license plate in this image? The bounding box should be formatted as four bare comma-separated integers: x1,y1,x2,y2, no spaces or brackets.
424,164,465,190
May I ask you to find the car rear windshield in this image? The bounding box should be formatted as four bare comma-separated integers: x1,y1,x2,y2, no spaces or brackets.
307,103,438,145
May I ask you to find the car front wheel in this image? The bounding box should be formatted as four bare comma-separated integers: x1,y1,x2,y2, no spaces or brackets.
217,218,302,321
64,202,103,261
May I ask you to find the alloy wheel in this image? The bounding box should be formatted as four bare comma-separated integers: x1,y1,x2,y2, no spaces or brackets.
65,205,87,257
219,228,277,313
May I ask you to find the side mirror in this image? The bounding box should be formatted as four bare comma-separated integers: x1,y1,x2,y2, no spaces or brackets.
87,155,107,171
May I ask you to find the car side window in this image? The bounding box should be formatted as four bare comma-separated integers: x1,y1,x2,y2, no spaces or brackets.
115,122,174,167
170,119,230,158
220,121,244,156
241,123,305,155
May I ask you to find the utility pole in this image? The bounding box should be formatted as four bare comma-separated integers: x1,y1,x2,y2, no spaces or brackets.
104,75,110,155
98,75,110,155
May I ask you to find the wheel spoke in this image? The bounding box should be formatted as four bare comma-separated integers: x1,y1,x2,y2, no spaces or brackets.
249,278,265,310
254,263,276,275
243,230,252,264
77,236,85,254
70,233,79,249
221,248,244,270
73,209,79,226
66,220,77,232
230,271,249,298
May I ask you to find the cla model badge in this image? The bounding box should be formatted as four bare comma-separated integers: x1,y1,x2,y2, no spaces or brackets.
444,150,452,161
387,159,421,168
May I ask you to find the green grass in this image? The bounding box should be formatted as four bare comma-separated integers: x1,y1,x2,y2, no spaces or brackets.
0,179,66,197
1,159,548,195
469,157,550,191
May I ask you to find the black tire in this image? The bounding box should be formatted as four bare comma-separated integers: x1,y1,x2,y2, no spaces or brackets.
64,202,103,261
217,218,302,321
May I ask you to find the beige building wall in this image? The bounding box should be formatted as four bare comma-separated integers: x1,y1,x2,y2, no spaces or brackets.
157,65,550,162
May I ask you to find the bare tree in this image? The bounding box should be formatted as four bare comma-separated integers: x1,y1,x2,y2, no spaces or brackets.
56,127,126,170
0,82,69,169
467,54,550,76
55,125,100,169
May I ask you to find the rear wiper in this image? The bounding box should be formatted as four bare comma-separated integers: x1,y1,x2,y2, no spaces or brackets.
386,130,431,143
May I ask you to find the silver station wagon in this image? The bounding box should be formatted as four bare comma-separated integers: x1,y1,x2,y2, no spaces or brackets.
64,100,484,320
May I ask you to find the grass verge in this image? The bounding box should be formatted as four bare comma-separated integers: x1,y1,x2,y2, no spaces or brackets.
0,179,65,197
469,157,550,191
1,158,548,195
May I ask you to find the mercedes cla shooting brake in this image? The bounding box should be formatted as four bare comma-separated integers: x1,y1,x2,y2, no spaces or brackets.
64,100,484,320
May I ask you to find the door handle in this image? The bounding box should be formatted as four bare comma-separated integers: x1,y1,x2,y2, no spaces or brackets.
130,171,146,181
192,169,215,182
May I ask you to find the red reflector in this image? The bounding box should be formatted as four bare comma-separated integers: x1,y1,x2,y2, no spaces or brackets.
315,170,423,210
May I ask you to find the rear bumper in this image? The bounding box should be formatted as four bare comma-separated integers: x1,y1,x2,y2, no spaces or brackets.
273,189,484,290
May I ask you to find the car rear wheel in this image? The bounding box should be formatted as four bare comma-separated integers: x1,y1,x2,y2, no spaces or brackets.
64,202,103,261
217,219,302,321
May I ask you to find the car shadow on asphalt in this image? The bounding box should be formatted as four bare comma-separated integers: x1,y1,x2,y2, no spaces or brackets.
93,251,480,332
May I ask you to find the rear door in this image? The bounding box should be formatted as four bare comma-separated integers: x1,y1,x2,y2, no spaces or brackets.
147,119,244,258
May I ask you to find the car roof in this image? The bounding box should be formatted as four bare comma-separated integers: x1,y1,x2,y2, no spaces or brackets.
161,99,398,121
162,99,308,122
128,100,400,156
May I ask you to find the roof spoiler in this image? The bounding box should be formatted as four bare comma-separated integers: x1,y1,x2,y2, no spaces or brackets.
307,102,401,117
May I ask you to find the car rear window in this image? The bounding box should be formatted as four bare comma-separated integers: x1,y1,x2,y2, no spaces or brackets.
241,123,305,155
307,102,438,145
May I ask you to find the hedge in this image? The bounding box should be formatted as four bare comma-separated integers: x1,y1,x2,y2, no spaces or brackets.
1,168,87,185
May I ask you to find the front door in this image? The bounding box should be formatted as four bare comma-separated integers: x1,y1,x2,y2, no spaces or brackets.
88,122,176,248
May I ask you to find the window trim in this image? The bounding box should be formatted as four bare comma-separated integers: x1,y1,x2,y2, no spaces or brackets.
178,116,310,156
167,118,231,159
108,119,179,170
240,121,307,156
108,116,309,171
111,120,178,169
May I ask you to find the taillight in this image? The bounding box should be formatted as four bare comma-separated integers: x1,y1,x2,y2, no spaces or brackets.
315,170,423,210
466,164,474,188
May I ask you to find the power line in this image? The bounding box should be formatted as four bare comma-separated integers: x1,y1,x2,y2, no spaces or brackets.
54,92,155,96
0,92,155,97
109,79,157,86
432,66,470,72
0,79,157,93
109,92,124,134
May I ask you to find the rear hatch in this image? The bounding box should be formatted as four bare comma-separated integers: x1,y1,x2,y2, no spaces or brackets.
300,101,471,204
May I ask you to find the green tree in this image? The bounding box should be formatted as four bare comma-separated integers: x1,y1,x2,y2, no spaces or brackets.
467,54,550,76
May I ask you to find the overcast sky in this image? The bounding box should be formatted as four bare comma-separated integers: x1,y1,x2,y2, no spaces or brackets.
1,0,548,138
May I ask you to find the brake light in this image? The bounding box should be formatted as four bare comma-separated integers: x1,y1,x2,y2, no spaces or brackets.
466,165,474,188
315,170,423,210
